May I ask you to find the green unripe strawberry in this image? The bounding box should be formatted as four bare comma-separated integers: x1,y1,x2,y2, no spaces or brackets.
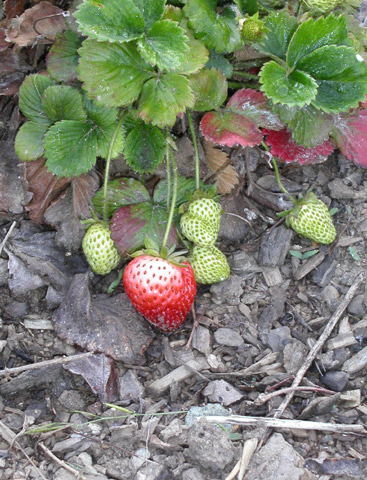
82,223,121,275
180,214,218,247
187,198,222,232
191,245,230,284
307,0,339,13
286,192,336,245
241,15,264,42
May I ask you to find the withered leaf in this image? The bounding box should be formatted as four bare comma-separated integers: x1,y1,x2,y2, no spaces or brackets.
6,224,87,294
53,273,154,365
42,168,99,251
0,137,32,215
64,353,119,403
203,140,239,194
5,1,66,47
0,46,30,95
26,158,70,224
4,0,26,21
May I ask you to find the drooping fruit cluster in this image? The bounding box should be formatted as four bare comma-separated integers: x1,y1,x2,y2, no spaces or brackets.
123,255,197,332
286,192,336,245
180,198,230,284
82,223,121,275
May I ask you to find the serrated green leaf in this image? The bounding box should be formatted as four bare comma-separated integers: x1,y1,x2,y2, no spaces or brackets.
134,0,166,30
190,68,227,111
297,45,367,113
138,73,194,127
83,97,124,158
137,20,188,71
74,0,145,43
255,11,297,60
42,86,86,123
44,120,99,177
272,104,333,147
93,177,150,217
234,0,258,15
206,50,233,77
259,61,318,107
124,122,165,173
47,30,83,83
19,75,54,124
183,0,242,53
78,40,154,108
15,122,49,161
154,176,210,206
287,15,348,69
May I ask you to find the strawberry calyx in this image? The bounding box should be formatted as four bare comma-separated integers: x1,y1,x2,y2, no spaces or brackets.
130,238,189,268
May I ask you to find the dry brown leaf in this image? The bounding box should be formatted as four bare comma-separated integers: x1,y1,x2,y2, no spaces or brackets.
5,1,66,47
4,0,26,22
203,140,239,194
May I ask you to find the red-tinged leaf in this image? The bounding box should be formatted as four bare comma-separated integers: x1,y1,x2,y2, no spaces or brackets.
227,89,284,130
110,203,177,257
200,110,263,148
264,129,334,165
64,353,119,403
332,109,367,168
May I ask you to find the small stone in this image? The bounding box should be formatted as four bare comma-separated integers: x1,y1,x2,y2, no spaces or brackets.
210,275,243,305
228,251,260,276
342,346,367,374
129,448,150,471
241,292,263,304
182,467,204,480
320,371,349,392
202,380,244,406
185,404,232,428
347,294,367,318
119,370,145,405
4,301,28,318
283,339,308,375
192,325,211,355
57,390,86,411
257,305,280,334
265,327,292,352
311,256,337,287
186,419,235,473
321,285,340,302
214,328,244,347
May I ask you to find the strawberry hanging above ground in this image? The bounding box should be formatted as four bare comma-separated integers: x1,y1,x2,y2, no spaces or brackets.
123,255,197,332
82,223,121,275
180,198,222,247
191,245,230,284
285,192,336,245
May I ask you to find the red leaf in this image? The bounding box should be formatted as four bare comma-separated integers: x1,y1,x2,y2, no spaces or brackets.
264,129,334,165
332,109,367,168
227,89,284,130
200,110,263,148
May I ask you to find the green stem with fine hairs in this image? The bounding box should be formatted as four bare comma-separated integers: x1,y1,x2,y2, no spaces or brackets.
187,110,200,191
102,113,125,226
165,137,171,211
161,143,178,252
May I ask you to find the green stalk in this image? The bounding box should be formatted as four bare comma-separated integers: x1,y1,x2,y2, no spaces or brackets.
271,157,297,206
231,71,259,80
187,110,200,191
165,136,171,211
102,113,125,226
161,144,178,252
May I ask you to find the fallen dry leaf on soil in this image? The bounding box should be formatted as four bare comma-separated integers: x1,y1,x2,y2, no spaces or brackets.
203,140,239,194
5,1,66,47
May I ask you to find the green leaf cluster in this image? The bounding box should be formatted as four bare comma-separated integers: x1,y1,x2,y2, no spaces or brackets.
15,75,123,177
257,13,367,113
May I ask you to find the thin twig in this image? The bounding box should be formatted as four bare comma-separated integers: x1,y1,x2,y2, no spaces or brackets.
274,272,364,419
0,352,94,377
204,415,366,434
185,303,199,350
225,458,241,480
0,221,16,256
39,442,88,480
238,438,259,480
256,385,336,406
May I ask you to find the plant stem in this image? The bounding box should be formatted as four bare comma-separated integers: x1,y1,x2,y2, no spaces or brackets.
102,113,125,226
161,142,178,251
231,70,259,80
187,110,200,191
165,136,171,211
271,157,297,205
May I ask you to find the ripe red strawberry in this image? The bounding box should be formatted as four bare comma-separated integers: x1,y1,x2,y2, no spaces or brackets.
123,255,197,332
